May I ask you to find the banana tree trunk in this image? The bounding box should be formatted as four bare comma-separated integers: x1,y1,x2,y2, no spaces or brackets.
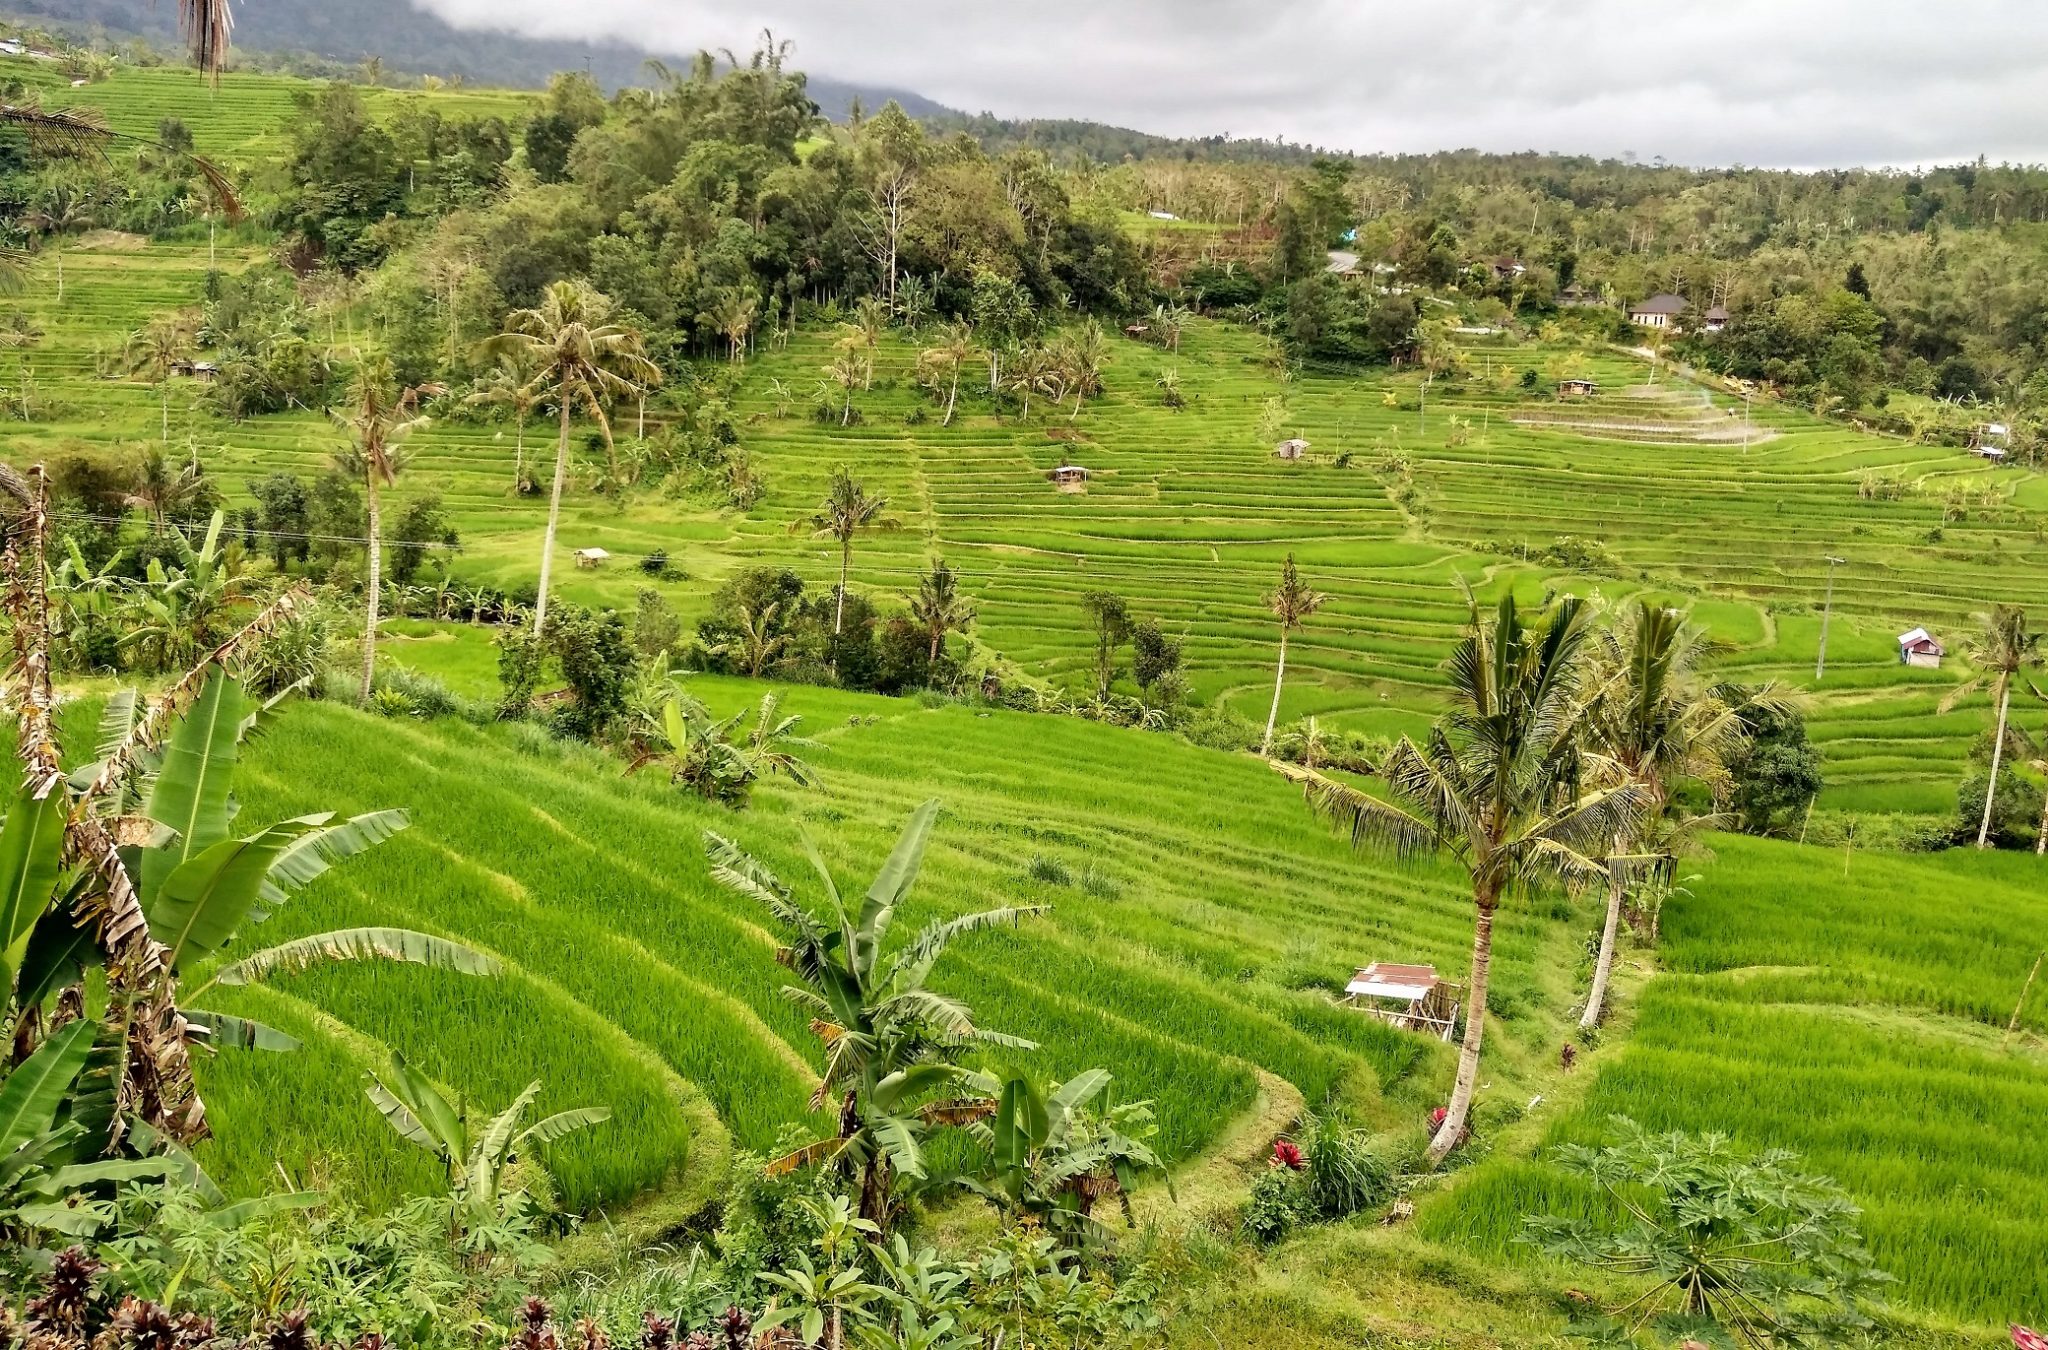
1261,630,1289,756
360,473,382,704
1977,679,2012,849
1580,831,1626,1031
534,400,571,636
1427,898,1494,1169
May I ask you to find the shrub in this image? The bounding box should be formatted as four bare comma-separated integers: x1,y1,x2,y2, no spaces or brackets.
1026,854,1073,886
1955,769,2038,849
1298,1114,1395,1220
1243,1168,1306,1245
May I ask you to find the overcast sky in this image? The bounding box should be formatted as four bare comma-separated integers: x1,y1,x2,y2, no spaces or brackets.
411,0,2048,169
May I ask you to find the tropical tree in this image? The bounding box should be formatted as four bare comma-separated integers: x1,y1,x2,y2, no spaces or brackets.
123,315,194,444
1053,321,1109,418
960,1068,1169,1241
914,321,972,426
1940,606,2043,849
1577,602,1787,1030
1155,366,1185,411
1005,345,1059,422
797,468,901,646
466,355,544,494
711,290,758,362
907,557,975,665
124,445,209,533
1278,593,1644,1167
1079,591,1132,700
704,800,1043,1227
331,354,441,703
119,510,249,672
851,296,888,388
366,1052,609,1216
1151,301,1191,353
1260,555,1328,757
480,280,660,635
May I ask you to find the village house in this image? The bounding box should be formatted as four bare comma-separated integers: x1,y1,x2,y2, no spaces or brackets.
1488,256,1526,280
1702,305,1730,332
1557,378,1598,398
1897,627,1945,669
1629,294,1689,328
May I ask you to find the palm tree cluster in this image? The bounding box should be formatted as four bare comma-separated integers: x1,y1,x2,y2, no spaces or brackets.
1279,593,1782,1166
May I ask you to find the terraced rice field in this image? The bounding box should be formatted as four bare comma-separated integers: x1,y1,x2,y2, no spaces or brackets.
9,198,2045,816
1420,836,2048,1326
130,679,1586,1216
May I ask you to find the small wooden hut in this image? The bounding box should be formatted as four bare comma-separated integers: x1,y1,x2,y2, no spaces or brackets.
1897,627,1944,669
1274,438,1309,461
1556,378,1598,398
1049,465,1090,494
573,547,612,569
1341,962,1461,1041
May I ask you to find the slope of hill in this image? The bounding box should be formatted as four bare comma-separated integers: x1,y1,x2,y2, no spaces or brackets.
4,0,948,118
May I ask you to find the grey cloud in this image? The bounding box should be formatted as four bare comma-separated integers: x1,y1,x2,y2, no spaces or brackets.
407,0,2048,167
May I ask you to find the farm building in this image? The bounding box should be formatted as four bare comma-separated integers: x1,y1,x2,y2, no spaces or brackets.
1274,438,1309,461
1897,627,1945,669
170,360,219,381
1048,465,1090,493
1557,285,1604,307
1557,378,1598,398
1629,294,1689,328
1341,963,1460,1041
1702,305,1730,332
1971,422,2010,451
573,547,612,568
1146,210,1179,221
1488,256,1526,280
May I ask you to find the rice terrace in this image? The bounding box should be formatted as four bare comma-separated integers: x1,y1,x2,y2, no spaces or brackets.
1,3,2046,1348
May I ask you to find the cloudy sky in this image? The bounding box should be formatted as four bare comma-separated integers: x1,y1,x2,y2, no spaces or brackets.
412,0,2047,169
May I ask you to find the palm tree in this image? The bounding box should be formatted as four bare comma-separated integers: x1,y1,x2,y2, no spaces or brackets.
332,355,441,704
908,557,975,664
1056,320,1109,419
466,354,543,494
713,599,789,677
1152,301,1191,353
1941,606,2043,849
123,315,193,443
1278,593,1644,1167
1260,555,1328,757
711,290,758,362
826,333,866,426
1006,345,1058,421
852,295,888,388
481,280,660,635
915,321,972,426
704,800,1044,1227
124,444,208,532
1576,602,1788,1029
797,467,901,646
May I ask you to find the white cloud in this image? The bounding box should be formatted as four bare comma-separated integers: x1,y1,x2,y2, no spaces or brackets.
407,0,2048,167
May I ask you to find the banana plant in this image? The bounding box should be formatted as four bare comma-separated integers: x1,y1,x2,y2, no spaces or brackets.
364,1051,609,1212
705,800,1045,1228
0,1022,176,1240
960,1068,1171,1241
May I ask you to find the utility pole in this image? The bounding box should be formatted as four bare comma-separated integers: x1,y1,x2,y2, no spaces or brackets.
1815,554,1847,681
1742,389,1752,455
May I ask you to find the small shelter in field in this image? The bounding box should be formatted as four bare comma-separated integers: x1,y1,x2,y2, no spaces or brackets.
1557,378,1598,398
1629,293,1688,328
573,547,612,569
1971,422,2010,453
1341,962,1461,1041
1897,627,1944,669
1122,323,1149,339
1274,438,1309,461
1049,464,1090,493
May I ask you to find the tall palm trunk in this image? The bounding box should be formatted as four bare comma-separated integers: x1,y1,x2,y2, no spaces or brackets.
834,540,851,638
1580,830,1627,1031
1261,630,1289,756
513,412,525,493
1428,897,1495,1169
534,400,571,636
360,473,382,704
1977,678,2012,848
160,382,169,444
943,366,959,425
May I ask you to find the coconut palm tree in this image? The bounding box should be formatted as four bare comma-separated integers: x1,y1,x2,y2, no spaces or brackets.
1056,320,1109,419
123,315,193,444
124,445,209,533
1941,606,2044,849
711,290,758,362
1278,593,1644,1167
851,295,888,388
480,280,660,635
797,467,901,646
1576,602,1789,1029
826,333,866,426
1260,555,1328,757
332,355,441,704
704,800,1044,1227
465,355,543,495
907,557,975,665
914,321,972,426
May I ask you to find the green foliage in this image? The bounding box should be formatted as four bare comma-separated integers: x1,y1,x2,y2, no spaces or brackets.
546,607,634,740
1726,704,1823,836
1520,1118,1891,1348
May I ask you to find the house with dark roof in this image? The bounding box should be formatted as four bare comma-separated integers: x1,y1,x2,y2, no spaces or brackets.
1702,305,1730,332
1629,294,1689,328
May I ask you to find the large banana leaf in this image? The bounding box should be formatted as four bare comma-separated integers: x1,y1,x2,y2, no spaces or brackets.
208,927,498,987
0,1021,91,1156
139,673,252,904
365,1077,440,1154
14,899,104,1012
146,817,326,972
993,1075,1049,1173
255,810,411,912
0,785,67,993
373,1053,464,1162
11,1197,115,1237
513,1107,611,1151
184,1009,301,1051
469,1081,542,1177
61,1013,128,1162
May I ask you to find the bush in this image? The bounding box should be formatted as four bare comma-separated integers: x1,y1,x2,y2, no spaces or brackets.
1027,854,1073,886
1242,1167,1306,1245
496,629,547,719
1179,703,1260,753
1298,1114,1394,1220
1955,769,2039,849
